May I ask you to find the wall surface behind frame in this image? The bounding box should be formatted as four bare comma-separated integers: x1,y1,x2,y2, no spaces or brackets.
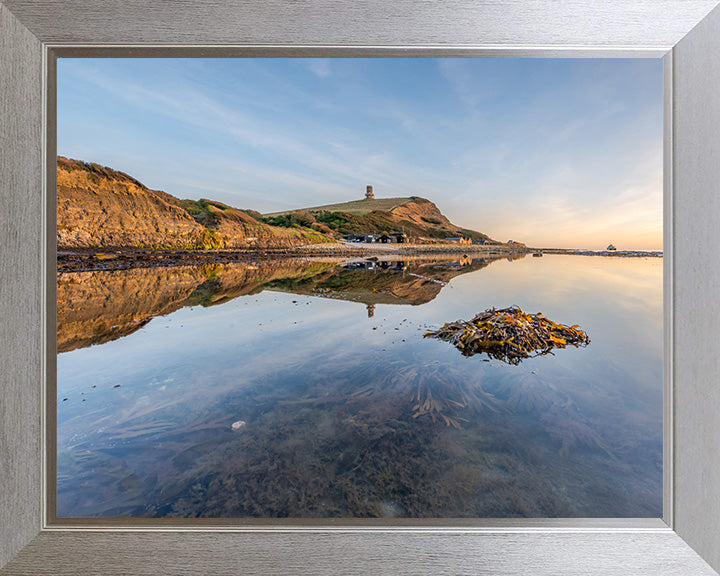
672,5,720,574
0,3,43,569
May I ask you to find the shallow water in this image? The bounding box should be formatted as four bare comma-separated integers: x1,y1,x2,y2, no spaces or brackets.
57,253,662,518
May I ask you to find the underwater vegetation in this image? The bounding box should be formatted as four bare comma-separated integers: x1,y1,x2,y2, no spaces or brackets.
424,306,590,364
376,363,498,430
141,356,651,519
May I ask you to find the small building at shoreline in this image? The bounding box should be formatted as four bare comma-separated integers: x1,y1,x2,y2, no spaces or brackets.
445,237,471,245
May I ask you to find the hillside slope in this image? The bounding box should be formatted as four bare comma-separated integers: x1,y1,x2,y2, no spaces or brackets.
266,197,414,216
57,157,329,249
264,196,498,244
57,157,502,249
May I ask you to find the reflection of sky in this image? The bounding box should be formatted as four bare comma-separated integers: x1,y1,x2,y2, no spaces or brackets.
59,254,662,431
57,59,662,250
57,255,662,516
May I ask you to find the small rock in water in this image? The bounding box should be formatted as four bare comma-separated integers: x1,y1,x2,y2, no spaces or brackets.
231,420,246,431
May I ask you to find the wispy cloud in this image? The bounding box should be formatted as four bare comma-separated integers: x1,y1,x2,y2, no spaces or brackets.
300,59,332,78
61,62,405,204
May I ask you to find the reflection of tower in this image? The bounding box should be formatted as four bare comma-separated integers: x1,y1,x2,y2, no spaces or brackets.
367,303,376,318
365,185,374,199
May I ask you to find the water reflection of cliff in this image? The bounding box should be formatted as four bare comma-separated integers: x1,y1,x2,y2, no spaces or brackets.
57,254,520,353
264,256,506,306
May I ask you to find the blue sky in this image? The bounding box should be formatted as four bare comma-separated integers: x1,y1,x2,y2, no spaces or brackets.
58,58,663,249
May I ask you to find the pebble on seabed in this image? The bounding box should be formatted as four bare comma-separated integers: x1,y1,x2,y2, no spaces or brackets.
231,420,246,431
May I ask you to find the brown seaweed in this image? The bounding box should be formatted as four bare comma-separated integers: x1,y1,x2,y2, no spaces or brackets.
424,306,590,365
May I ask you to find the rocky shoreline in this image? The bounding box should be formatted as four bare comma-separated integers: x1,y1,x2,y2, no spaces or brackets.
57,243,661,274
57,243,527,273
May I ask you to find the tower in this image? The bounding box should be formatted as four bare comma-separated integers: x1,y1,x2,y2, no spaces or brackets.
365,185,374,199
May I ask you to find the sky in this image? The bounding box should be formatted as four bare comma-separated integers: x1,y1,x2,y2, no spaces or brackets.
57,58,663,250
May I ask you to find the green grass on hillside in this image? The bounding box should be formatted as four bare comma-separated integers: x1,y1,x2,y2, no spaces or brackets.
183,199,219,227
265,197,414,217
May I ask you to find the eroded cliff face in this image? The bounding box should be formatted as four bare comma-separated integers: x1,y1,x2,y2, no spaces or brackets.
274,195,496,243
389,197,494,243
57,158,206,248
389,197,455,229
183,198,326,249
56,157,326,249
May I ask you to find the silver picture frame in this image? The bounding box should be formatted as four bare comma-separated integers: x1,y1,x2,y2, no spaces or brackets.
2,1,720,574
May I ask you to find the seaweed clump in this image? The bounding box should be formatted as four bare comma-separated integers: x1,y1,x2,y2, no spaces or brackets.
424,306,590,365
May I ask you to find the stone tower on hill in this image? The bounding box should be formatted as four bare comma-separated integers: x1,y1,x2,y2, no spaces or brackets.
365,185,374,199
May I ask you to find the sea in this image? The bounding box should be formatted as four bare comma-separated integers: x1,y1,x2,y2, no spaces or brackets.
56,253,663,518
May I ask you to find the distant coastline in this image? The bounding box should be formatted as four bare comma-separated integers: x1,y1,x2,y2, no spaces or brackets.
529,248,662,257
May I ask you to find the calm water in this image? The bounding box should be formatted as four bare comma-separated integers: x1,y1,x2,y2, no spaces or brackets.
57,254,663,518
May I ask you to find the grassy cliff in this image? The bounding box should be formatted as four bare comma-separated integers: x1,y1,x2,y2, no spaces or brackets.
57,157,331,249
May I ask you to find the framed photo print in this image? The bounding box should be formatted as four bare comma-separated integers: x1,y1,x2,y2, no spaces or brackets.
2,1,720,574
52,56,666,522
